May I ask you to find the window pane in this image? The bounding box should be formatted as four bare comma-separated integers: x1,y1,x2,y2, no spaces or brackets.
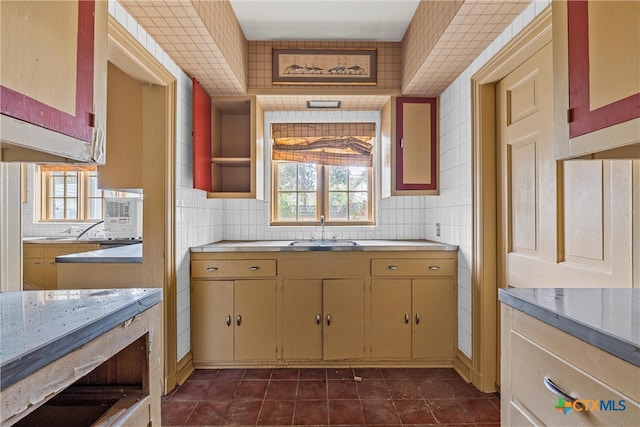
51,198,65,219
87,174,101,197
51,176,65,197
298,192,317,220
298,163,317,191
329,192,348,220
277,162,297,191
66,174,78,197
349,167,368,191
349,192,368,221
88,199,102,219
328,166,348,191
277,192,297,221
66,198,78,220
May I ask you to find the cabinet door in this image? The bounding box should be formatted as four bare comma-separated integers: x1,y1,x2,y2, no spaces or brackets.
412,279,455,360
234,280,277,361
0,0,107,162
323,279,365,360
371,279,411,359
395,97,438,194
282,279,323,360
23,258,45,290
191,280,234,362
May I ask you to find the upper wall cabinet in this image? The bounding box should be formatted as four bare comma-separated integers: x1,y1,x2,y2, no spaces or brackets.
553,0,640,160
0,1,107,163
192,79,264,199
387,97,439,195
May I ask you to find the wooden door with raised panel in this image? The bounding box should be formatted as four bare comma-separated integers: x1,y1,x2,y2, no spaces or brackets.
497,42,633,288
234,280,277,361
282,279,323,360
412,279,456,360
191,280,234,362
371,279,411,359
322,279,365,360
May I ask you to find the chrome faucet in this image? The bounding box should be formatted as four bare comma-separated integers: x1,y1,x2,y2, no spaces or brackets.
320,214,325,241
76,220,105,240
62,226,84,235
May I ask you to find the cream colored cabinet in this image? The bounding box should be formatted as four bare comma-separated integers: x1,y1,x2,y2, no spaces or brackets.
501,304,640,426
23,243,99,290
282,279,365,361
371,257,456,362
0,0,107,163
553,0,640,159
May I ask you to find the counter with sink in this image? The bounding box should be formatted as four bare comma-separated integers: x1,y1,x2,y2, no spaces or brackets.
191,239,459,252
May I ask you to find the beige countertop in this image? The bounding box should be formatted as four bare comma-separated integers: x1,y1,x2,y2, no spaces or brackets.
190,239,459,253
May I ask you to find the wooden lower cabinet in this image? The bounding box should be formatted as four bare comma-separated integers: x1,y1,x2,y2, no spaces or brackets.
282,279,365,361
23,243,99,290
191,250,457,368
191,279,277,364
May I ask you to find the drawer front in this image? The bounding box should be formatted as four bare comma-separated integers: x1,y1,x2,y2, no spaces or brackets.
280,259,365,278
23,245,45,258
510,331,639,426
371,258,455,277
191,260,276,278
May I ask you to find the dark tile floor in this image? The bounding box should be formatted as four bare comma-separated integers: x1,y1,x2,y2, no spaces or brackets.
161,368,500,426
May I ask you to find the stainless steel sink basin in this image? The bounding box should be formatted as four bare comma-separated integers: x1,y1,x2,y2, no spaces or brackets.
288,240,359,247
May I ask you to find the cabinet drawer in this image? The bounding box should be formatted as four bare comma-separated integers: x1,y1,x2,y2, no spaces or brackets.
510,331,639,426
371,259,455,277
23,245,45,258
191,259,276,278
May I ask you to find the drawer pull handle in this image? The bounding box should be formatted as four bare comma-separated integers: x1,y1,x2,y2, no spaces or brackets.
326,314,332,326
387,265,399,270
404,313,410,324
543,377,585,410
316,313,322,325
428,265,440,270
226,315,231,327
249,266,261,271
34,261,43,266
415,313,421,324
206,266,218,272
236,315,242,326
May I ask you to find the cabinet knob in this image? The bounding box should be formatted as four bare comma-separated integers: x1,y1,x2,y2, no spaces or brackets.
226,315,231,327
387,265,399,270
428,265,440,270
404,313,410,324
206,266,218,272
415,313,421,325
400,137,404,149
49,261,56,265
543,377,585,410
316,313,322,325
249,266,261,271
236,314,242,326
326,314,332,326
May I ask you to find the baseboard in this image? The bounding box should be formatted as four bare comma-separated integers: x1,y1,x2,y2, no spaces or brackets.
453,350,472,383
176,352,195,386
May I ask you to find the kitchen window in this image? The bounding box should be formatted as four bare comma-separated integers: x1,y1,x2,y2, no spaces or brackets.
271,122,375,225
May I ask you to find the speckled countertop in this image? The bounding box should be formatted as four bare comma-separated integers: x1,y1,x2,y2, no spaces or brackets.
499,288,640,367
190,239,459,253
0,288,162,390
55,243,142,263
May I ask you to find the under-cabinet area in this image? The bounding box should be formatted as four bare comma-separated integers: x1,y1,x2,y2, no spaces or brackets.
190,242,457,369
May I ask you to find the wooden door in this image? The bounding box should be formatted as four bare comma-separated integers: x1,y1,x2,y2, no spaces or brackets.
23,258,45,290
234,280,277,361
191,280,234,362
412,279,456,360
322,279,365,360
497,42,633,288
371,279,411,358
282,279,323,360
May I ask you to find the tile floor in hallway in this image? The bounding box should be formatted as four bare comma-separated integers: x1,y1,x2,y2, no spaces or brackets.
161,368,500,426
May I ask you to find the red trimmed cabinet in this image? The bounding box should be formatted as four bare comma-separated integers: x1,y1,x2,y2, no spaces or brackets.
553,0,640,159
192,79,264,199
392,97,439,195
0,1,107,163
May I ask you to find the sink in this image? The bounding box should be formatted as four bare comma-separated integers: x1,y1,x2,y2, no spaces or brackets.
288,240,359,247
23,236,75,241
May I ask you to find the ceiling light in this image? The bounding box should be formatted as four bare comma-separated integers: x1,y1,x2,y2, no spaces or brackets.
307,100,342,109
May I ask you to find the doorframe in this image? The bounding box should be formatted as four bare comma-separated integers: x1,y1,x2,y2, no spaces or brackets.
470,6,552,392
107,16,177,393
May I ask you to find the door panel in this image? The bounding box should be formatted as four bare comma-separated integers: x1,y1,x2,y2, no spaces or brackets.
283,279,323,360
371,279,411,359
323,279,365,360
412,279,456,359
234,280,277,361
191,280,234,362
